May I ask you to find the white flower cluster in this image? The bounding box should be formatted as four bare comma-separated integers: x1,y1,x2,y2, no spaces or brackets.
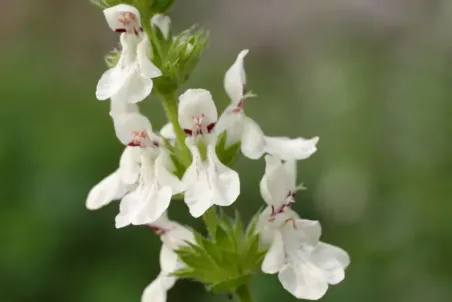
86,4,349,301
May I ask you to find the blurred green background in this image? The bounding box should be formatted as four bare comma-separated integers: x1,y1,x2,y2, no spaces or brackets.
2,0,452,301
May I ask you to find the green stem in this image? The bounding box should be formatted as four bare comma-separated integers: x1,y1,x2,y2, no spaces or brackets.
159,93,191,166
235,284,254,302
202,207,217,239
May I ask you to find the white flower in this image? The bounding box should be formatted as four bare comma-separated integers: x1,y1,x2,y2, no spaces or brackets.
114,114,184,228
104,4,142,35
178,89,218,139
178,89,240,217
96,5,162,104
151,14,171,39
142,214,194,302
217,49,319,161
260,155,301,218
86,146,141,210
258,208,350,300
258,155,350,300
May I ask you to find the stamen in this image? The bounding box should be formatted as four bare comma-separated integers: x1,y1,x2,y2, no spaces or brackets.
184,115,215,136
118,11,136,26
193,114,205,135
128,130,148,147
116,11,141,36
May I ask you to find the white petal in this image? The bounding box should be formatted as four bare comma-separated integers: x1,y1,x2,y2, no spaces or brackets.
224,49,249,105
104,4,141,32
151,14,171,39
86,171,127,210
278,263,328,300
160,123,176,141
110,94,140,116
160,244,179,273
178,89,218,131
97,35,139,102
259,155,283,204
182,140,239,217
264,160,295,207
155,153,185,195
206,144,240,207
264,155,283,175
137,36,162,79
114,72,154,104
282,219,322,247
262,231,285,274
96,67,127,100
115,191,139,228
264,136,319,161
132,185,173,225
215,105,236,134
215,106,245,147
256,207,277,244
119,146,141,185
310,242,349,285
241,117,265,160
141,274,176,302
114,113,152,146
161,223,195,250
224,117,245,147
182,141,214,217
149,211,171,229
283,160,297,190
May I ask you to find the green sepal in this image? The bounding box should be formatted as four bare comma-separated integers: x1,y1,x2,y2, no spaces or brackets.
203,207,218,239
216,131,241,166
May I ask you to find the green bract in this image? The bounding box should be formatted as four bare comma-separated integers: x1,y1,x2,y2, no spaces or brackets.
173,209,267,293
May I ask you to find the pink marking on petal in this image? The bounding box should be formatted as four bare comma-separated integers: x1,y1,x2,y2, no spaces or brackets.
146,225,167,236
232,99,244,113
207,122,216,133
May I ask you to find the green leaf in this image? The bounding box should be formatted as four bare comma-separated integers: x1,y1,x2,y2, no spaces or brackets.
174,210,267,292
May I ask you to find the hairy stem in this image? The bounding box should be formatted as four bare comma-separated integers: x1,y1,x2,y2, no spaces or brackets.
235,284,254,302
159,93,191,166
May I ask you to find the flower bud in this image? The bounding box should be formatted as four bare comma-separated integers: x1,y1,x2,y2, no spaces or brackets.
153,28,208,95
